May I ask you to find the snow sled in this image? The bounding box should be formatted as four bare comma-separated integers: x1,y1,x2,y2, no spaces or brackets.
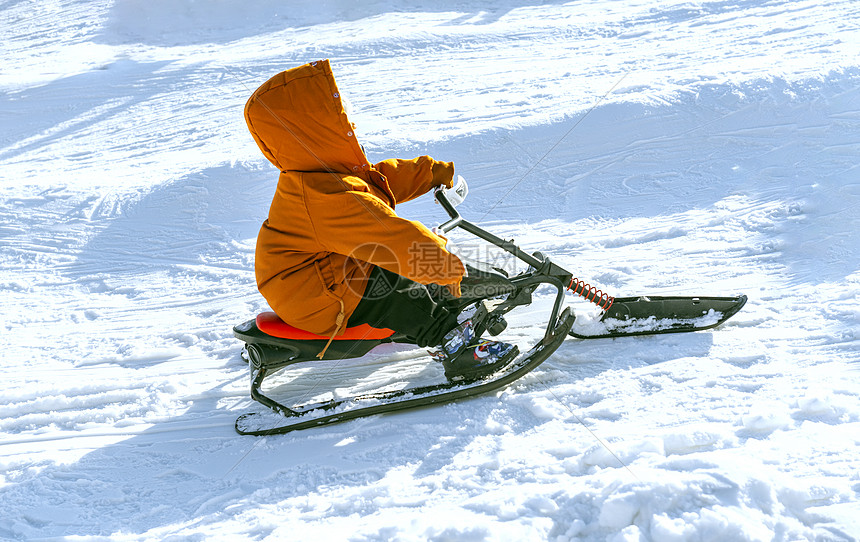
233,182,747,436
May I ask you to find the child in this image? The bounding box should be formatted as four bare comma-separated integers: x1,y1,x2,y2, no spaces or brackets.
245,59,515,380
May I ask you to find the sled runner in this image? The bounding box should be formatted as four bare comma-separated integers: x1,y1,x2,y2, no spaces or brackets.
233,183,747,436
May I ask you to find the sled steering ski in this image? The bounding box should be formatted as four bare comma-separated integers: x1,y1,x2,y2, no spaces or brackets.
232,182,747,436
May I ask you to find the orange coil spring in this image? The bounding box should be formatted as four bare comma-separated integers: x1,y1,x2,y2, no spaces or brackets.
568,278,615,311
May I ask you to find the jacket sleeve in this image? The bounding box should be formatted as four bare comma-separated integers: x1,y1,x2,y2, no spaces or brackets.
373,156,455,204
306,188,465,286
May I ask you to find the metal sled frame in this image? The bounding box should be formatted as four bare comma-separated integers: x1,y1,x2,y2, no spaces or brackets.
234,271,573,424
235,308,574,435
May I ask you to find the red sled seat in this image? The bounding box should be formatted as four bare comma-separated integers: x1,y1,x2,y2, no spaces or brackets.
256,311,394,341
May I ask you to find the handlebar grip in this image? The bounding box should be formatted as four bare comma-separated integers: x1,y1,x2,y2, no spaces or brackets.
434,187,462,232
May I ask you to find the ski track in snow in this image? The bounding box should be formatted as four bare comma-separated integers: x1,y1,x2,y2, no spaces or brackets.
2,0,860,540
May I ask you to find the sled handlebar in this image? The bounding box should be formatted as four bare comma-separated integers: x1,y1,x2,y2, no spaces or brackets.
435,186,578,337
434,185,464,233
434,187,547,272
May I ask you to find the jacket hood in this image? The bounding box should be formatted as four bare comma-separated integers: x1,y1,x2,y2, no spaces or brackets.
244,59,369,174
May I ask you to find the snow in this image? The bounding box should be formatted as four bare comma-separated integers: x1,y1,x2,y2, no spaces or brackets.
2,0,859,540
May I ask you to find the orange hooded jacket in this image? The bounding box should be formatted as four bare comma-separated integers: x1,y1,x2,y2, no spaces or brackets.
245,60,466,338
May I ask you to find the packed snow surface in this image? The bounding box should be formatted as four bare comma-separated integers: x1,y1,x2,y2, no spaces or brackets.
2,0,859,540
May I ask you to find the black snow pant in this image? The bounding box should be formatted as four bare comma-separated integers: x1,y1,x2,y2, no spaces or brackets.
346,266,459,348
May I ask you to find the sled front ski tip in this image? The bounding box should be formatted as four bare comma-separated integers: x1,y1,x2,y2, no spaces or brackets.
569,294,747,339
234,308,576,436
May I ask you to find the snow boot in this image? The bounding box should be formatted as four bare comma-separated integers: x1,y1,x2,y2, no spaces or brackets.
431,320,519,382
